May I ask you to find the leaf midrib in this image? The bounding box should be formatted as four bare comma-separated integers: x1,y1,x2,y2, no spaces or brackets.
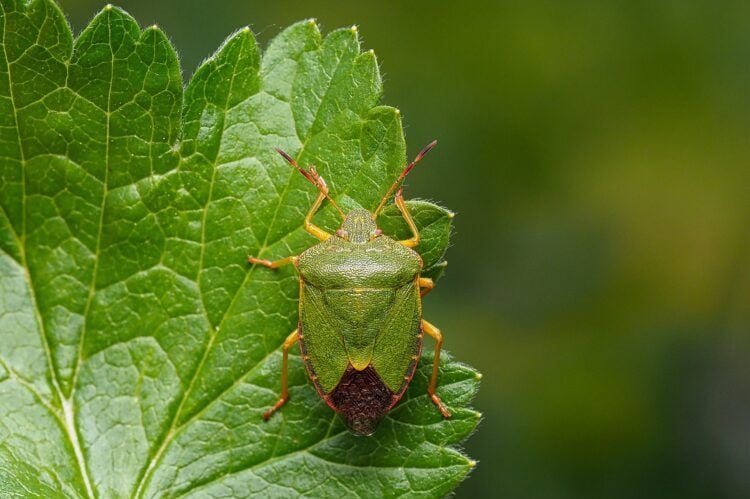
132,37,249,497
63,12,121,498
134,26,340,496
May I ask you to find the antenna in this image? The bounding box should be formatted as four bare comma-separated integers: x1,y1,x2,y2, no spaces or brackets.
373,140,437,218
275,149,345,219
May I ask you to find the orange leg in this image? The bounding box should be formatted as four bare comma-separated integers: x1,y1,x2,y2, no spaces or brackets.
263,329,299,421
247,255,298,269
418,277,434,298
395,187,420,248
304,191,332,241
247,187,332,267
421,319,451,418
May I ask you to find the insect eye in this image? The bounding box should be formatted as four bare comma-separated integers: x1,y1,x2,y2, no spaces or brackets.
336,229,349,239
371,229,383,239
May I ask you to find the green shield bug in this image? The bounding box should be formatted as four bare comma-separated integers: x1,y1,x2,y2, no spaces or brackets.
248,141,450,436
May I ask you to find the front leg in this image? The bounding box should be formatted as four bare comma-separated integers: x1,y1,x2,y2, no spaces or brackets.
304,191,333,241
395,187,420,248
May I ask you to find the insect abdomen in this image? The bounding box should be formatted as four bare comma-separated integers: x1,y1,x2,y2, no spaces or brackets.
329,364,394,436
324,288,395,369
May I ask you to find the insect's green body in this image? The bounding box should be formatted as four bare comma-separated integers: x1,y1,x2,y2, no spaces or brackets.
297,210,423,433
253,143,450,436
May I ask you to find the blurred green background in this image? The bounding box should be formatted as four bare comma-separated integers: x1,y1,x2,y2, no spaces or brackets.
62,1,750,497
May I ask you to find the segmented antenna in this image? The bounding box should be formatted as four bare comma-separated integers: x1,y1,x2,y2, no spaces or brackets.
373,140,437,218
275,149,345,218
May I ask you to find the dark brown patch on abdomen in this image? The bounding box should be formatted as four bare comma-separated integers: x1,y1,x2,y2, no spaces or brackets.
330,364,394,436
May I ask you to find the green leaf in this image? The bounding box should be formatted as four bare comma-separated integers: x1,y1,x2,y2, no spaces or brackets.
0,447,67,498
0,1,481,497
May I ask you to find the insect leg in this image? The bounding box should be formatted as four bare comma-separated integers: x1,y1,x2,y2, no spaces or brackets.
421,319,451,418
395,187,420,248
304,191,333,241
247,255,298,269
418,277,434,298
263,328,299,421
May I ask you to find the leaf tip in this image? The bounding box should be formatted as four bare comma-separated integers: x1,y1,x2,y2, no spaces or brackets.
350,24,358,34
301,18,321,38
469,459,478,468
93,2,136,26
474,371,482,381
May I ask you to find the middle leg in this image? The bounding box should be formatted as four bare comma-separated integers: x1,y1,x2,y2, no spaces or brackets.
418,277,434,297
263,328,300,421
248,255,298,269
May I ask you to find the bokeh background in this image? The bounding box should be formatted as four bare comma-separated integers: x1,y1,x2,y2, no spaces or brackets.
61,1,750,497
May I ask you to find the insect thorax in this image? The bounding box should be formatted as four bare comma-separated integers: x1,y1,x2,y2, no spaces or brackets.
297,214,422,289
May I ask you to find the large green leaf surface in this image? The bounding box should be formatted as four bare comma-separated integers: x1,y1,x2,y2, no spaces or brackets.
0,1,481,497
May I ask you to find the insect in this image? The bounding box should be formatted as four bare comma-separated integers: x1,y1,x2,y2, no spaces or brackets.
248,141,450,436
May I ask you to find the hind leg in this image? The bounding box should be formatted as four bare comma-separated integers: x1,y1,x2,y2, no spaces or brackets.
421,319,451,418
